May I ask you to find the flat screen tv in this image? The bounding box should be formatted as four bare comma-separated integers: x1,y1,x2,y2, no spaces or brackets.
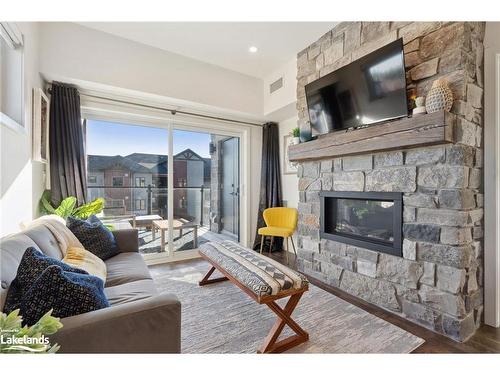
305,38,408,136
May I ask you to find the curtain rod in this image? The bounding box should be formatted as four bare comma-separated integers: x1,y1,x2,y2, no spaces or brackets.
47,85,264,127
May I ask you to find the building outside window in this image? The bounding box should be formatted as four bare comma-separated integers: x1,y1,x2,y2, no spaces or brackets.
88,175,97,184
107,199,124,208
112,176,124,187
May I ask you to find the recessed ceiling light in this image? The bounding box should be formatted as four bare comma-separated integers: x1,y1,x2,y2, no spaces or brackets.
249,46,258,53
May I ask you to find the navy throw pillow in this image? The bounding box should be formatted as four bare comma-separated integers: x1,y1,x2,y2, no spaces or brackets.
67,215,119,260
20,265,109,326
3,247,88,314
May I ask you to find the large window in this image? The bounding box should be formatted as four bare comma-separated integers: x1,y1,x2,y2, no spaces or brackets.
85,118,241,261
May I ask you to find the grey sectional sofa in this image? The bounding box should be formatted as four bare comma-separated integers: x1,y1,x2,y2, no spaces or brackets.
0,224,181,353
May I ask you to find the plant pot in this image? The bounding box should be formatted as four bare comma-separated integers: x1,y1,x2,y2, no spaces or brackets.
292,137,300,145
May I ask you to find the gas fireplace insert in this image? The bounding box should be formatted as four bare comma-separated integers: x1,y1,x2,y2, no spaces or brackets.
320,191,403,256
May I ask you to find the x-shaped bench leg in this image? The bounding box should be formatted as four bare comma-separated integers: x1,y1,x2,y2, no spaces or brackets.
198,266,229,286
258,292,309,353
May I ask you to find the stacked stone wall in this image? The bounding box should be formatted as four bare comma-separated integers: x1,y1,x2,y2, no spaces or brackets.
295,22,485,341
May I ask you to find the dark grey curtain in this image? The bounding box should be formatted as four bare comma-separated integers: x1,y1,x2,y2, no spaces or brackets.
49,82,87,206
253,122,283,252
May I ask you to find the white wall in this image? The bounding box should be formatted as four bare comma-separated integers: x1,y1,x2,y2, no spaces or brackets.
38,23,263,117
279,116,299,209
263,59,300,253
0,23,46,237
484,21,500,327
263,58,297,117
263,57,300,211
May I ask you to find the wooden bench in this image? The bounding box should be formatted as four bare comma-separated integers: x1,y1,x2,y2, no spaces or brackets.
198,241,309,353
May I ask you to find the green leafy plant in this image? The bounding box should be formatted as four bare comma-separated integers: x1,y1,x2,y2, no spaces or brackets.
291,127,300,138
0,309,62,353
40,191,105,220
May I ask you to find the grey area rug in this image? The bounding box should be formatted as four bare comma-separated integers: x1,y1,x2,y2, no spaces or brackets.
151,260,425,353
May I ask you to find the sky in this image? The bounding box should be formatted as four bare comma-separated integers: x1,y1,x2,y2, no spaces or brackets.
86,119,211,157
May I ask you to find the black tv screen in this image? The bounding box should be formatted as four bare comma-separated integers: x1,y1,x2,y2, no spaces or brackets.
305,38,408,135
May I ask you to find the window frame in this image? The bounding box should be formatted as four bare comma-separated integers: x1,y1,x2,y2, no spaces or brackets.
135,198,146,211
112,176,124,187
135,176,146,187
81,102,251,266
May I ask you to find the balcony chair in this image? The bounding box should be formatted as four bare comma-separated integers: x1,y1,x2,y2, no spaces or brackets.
258,207,298,264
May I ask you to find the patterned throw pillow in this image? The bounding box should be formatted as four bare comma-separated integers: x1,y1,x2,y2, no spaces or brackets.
20,265,109,326
67,216,119,260
3,247,88,314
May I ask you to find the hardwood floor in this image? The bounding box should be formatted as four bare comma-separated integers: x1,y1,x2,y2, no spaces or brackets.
151,254,500,353
265,252,499,353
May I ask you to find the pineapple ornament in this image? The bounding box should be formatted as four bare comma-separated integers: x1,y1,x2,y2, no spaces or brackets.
425,79,453,113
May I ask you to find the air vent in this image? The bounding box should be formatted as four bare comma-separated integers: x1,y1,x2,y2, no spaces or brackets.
269,77,283,94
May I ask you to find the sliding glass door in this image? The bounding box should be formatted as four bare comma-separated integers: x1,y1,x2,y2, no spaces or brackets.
85,119,169,256
171,129,240,254
84,117,240,262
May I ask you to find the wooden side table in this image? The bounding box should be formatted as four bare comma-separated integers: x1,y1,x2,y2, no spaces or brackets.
152,219,199,251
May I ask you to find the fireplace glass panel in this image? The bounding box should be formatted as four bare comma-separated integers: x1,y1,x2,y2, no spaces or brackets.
333,198,394,243
321,192,402,256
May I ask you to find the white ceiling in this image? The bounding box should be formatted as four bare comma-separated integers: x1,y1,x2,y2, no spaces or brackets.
77,22,337,78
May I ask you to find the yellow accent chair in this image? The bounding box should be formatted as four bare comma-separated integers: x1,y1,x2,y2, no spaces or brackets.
258,207,298,263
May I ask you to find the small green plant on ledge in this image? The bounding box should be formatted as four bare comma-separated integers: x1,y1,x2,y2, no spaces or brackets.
291,127,301,145
0,309,63,353
40,191,105,220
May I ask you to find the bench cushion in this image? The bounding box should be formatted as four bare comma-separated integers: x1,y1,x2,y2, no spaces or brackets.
199,241,308,297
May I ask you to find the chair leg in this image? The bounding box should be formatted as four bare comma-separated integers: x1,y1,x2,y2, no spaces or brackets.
260,235,265,254
285,237,289,264
269,236,274,255
290,236,297,261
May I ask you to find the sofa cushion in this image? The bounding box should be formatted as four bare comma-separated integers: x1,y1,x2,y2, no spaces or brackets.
104,252,152,287
20,265,109,326
1,234,39,291
104,279,157,305
3,247,88,313
23,224,66,260
67,216,119,260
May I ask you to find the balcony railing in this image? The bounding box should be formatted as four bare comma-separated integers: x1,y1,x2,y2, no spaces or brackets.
87,185,211,226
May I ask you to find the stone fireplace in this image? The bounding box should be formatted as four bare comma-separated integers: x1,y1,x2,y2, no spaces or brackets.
293,22,485,342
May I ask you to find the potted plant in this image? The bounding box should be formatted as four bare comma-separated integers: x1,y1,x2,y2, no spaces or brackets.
40,191,105,220
291,127,300,145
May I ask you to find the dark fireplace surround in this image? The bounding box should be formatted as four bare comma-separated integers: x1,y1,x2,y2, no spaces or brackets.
320,191,403,257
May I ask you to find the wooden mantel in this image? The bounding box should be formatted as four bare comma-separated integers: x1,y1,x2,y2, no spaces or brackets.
288,110,455,162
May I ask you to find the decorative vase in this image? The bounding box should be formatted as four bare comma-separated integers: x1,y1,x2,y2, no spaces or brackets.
425,79,453,113
292,137,300,145
412,96,427,116
299,120,312,142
